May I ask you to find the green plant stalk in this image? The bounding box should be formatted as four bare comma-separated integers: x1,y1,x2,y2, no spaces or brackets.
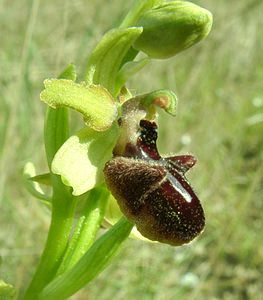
23,187,77,300
57,187,110,274
38,217,133,300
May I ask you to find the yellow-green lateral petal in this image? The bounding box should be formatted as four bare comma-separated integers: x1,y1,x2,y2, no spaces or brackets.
40,79,118,131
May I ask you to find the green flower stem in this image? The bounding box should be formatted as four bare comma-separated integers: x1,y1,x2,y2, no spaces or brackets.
23,105,74,299
119,0,162,28
23,186,77,300
38,218,133,300
57,187,110,274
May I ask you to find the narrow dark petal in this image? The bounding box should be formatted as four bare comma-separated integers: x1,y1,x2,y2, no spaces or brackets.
137,120,160,160
166,155,197,173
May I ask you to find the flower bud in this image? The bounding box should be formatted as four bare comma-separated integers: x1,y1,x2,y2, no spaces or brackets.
133,1,213,59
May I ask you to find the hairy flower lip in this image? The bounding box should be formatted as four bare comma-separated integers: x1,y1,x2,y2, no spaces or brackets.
104,120,205,246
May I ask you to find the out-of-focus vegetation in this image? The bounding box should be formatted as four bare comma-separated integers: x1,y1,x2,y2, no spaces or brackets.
0,0,262,299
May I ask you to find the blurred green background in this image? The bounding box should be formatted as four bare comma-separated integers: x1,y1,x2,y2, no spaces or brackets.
1,0,262,299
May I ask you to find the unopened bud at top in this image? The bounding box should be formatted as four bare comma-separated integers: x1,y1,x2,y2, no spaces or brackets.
133,1,213,59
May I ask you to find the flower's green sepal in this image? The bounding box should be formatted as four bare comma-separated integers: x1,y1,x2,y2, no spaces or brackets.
38,218,133,300
51,124,119,196
85,27,143,96
0,280,16,300
41,80,118,131
133,1,213,59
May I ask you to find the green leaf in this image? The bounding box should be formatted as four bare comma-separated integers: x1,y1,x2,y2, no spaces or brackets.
23,162,51,204
57,187,110,274
51,124,119,196
0,280,16,300
41,80,118,131
85,27,143,96
38,218,133,300
29,173,51,186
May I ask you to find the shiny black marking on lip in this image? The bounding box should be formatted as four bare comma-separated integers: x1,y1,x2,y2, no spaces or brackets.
104,119,205,246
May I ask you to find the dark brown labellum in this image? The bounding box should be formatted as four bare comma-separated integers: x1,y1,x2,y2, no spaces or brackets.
104,120,205,246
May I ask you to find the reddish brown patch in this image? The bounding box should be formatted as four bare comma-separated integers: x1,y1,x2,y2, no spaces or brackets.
153,96,169,109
